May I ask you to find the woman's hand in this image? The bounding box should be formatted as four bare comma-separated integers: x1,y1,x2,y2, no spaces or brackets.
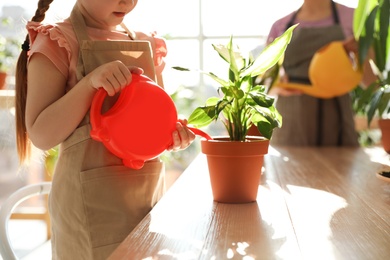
167,119,196,152
269,86,304,96
269,72,303,96
342,36,377,87
87,61,143,96
342,36,358,54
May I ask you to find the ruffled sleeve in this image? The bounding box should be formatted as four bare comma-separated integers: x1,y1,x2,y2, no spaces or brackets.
150,32,167,66
27,21,71,79
151,32,167,75
136,31,167,75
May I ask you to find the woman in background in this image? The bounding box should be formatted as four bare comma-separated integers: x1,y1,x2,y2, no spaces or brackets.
266,0,373,146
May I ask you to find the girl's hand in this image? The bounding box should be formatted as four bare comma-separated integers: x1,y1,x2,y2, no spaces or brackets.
167,119,196,152
87,60,143,96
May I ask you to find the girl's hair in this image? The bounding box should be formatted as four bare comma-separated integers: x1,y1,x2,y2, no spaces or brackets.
15,0,54,164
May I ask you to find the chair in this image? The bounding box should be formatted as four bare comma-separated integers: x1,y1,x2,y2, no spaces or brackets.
0,182,51,260
10,168,52,240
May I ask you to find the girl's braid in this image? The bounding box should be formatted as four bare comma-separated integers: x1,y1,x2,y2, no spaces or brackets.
32,0,54,22
15,0,54,164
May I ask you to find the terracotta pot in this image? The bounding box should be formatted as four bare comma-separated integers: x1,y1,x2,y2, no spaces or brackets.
378,119,390,154
0,72,6,90
201,136,269,204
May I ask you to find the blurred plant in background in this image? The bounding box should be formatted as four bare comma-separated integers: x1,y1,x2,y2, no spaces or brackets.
351,0,389,149
44,146,59,177
0,18,19,73
160,84,203,172
353,0,389,124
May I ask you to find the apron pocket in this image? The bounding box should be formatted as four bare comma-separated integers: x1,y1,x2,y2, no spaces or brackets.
80,162,165,248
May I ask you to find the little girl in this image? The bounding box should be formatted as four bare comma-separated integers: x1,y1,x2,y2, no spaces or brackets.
14,0,195,259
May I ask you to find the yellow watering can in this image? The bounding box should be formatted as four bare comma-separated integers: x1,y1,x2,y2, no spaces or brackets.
278,41,362,98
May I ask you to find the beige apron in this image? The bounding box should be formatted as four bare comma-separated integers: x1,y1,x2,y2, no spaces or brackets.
48,6,165,260
272,1,359,146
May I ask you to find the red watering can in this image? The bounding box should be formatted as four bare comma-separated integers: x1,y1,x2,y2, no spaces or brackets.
90,74,211,170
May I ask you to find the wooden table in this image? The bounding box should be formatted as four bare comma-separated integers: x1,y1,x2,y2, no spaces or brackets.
109,146,390,260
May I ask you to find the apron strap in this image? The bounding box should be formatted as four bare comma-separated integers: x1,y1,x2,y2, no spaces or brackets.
70,4,90,81
286,9,299,30
69,4,135,81
70,5,135,42
120,23,137,40
331,0,340,24
70,5,90,45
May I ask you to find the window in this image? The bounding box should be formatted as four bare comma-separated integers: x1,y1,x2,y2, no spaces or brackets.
0,0,359,163
1,0,358,96
125,0,304,98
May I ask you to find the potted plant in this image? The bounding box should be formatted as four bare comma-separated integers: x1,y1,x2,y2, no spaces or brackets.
173,25,296,203
354,0,390,153
0,34,19,90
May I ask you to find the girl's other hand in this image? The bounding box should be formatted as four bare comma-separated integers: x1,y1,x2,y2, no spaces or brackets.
87,61,143,96
167,119,196,152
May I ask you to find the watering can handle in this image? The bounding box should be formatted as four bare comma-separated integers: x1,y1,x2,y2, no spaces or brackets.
90,88,107,140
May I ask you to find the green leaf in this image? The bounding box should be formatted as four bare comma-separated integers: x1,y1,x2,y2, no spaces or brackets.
377,0,390,72
212,37,245,74
251,106,282,129
244,24,297,78
358,6,378,66
205,96,220,106
216,99,231,117
256,121,273,139
212,43,230,63
249,106,282,139
385,0,390,70
353,0,378,39
251,84,266,91
357,82,377,110
171,66,230,87
367,89,383,124
248,91,274,107
256,62,281,93
240,75,252,93
201,71,230,87
220,86,235,99
231,87,245,99
378,89,390,115
171,66,191,71
188,106,217,127
227,36,239,78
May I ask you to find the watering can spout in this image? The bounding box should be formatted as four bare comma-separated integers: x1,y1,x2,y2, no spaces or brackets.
188,127,212,140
